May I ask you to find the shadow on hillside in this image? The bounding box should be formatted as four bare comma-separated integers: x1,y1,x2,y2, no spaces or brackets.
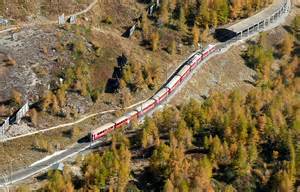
214,28,237,42
133,166,164,191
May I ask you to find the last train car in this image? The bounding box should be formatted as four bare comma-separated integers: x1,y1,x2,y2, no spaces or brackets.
91,122,115,141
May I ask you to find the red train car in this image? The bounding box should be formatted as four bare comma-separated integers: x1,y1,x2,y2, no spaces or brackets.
114,116,130,129
165,75,181,94
202,44,216,59
91,122,115,141
136,99,156,117
188,55,200,70
177,65,191,82
152,88,169,104
126,110,138,121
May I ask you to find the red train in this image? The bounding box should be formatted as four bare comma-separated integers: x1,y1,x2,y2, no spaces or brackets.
90,44,216,141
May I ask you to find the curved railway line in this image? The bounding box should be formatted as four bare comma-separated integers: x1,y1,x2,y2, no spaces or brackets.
0,0,292,187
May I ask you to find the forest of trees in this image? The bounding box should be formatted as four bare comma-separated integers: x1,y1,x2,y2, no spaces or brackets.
32,15,300,191
139,0,273,51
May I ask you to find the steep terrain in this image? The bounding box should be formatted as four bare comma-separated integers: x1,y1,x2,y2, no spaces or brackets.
0,0,292,188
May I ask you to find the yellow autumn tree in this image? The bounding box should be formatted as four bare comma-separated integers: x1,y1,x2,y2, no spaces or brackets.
192,25,200,48
151,31,160,51
11,89,22,105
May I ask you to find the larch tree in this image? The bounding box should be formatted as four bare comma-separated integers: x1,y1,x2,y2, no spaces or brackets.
159,0,169,24
56,85,67,107
258,32,269,49
244,0,254,16
201,24,210,44
248,142,258,164
274,170,294,192
65,181,74,192
141,11,150,40
168,38,177,55
209,136,222,162
30,108,38,127
230,0,242,19
150,142,171,176
11,89,22,105
178,7,186,31
192,25,200,48
141,117,160,148
117,145,131,192
52,95,60,114
46,170,66,192
41,90,53,111
288,134,296,184
169,0,177,12
214,0,229,24
234,144,250,176
281,33,294,57
196,0,210,27
211,10,218,28
238,114,248,143
16,185,30,192
164,179,175,192
151,31,160,51
175,119,193,147
195,155,213,191
224,185,236,192
291,15,300,37
134,67,145,90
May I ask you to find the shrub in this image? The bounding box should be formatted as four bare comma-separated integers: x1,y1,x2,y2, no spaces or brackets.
71,127,81,139
151,31,160,51
102,16,113,24
30,108,38,127
4,55,16,66
11,89,22,105
34,137,49,152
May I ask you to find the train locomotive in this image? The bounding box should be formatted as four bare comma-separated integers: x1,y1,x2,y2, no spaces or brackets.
90,44,216,141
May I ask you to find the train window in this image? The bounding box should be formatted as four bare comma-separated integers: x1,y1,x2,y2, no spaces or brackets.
97,130,104,135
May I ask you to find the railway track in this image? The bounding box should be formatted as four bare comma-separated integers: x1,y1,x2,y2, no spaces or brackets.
0,0,291,187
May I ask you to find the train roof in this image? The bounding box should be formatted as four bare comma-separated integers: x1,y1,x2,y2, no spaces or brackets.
207,44,215,48
136,99,156,112
152,88,168,100
203,44,215,52
91,122,115,135
165,75,181,89
125,110,138,117
189,54,201,63
177,65,191,77
113,116,128,124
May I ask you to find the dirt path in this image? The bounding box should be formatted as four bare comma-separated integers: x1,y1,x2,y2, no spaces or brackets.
0,0,98,35
0,99,146,142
